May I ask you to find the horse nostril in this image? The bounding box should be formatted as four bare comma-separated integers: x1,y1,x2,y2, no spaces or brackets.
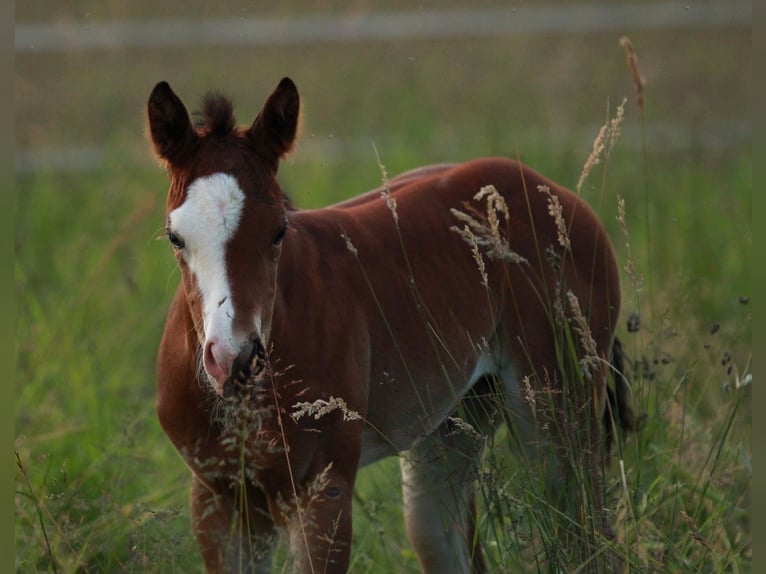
226,335,268,397
253,336,266,365
203,339,226,382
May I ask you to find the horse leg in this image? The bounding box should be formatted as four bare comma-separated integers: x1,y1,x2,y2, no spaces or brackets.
502,344,617,572
190,475,276,574
269,459,357,574
400,389,495,574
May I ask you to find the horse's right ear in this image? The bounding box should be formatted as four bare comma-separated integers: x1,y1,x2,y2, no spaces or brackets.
147,81,197,166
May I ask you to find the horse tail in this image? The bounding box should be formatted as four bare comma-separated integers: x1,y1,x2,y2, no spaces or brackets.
603,336,639,454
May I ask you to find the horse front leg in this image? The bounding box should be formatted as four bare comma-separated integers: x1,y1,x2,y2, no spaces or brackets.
267,460,356,574
190,474,277,574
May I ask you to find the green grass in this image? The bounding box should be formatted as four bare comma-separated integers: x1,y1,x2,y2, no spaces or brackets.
16,5,750,572
15,143,751,572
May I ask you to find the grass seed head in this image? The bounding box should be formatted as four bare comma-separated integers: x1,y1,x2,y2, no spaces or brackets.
537,184,570,251
619,35,645,113
450,185,528,265
291,396,362,423
566,290,599,380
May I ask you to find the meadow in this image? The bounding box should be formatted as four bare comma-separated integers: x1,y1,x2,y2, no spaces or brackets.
16,2,750,572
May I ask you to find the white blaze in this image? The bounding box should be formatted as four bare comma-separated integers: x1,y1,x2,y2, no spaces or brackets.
168,173,245,357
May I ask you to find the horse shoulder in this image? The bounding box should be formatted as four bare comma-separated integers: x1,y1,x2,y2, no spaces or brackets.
156,285,211,456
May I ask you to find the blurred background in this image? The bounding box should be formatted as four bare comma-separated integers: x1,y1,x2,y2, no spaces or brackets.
16,1,751,183
16,1,751,571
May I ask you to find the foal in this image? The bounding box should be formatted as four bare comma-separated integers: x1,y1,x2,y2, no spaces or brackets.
149,77,632,573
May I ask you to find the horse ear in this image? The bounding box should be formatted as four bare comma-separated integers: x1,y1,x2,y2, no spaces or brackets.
248,77,301,172
147,81,197,166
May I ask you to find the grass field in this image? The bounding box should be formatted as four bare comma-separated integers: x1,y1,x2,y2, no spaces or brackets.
16,2,750,572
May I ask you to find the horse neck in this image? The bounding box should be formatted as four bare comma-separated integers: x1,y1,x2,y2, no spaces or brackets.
271,209,354,342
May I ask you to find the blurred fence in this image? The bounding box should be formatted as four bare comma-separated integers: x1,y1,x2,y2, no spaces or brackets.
16,1,751,52
15,1,751,173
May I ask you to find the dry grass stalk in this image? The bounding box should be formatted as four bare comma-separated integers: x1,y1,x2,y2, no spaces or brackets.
577,125,606,195
522,375,536,413
374,144,399,224
576,98,627,194
475,184,509,236
537,184,570,251
616,195,644,293
451,185,528,265
454,224,489,287
605,98,627,157
341,232,358,256
680,510,714,554
305,463,333,502
566,290,599,380
619,35,645,114
471,238,489,287
291,396,362,423
274,463,333,542
447,416,482,441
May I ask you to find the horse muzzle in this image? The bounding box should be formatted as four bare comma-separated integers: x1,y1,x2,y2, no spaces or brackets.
203,334,268,397
223,336,268,398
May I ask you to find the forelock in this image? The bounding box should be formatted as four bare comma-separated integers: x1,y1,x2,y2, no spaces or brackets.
194,92,237,137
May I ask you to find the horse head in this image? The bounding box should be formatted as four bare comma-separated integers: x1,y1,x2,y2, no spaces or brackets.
148,77,300,396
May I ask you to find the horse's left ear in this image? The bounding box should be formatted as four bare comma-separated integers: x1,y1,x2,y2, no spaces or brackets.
248,77,301,173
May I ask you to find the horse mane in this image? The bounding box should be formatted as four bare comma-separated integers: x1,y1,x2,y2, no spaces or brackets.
194,92,237,137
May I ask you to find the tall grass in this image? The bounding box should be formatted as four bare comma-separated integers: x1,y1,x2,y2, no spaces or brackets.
16,40,749,574
16,165,751,572
15,153,751,574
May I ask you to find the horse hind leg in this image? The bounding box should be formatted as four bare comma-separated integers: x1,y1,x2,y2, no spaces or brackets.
400,435,483,574
501,350,620,572
400,377,497,574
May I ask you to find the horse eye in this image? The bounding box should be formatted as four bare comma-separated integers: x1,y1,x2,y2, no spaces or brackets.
272,225,287,246
167,231,185,250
